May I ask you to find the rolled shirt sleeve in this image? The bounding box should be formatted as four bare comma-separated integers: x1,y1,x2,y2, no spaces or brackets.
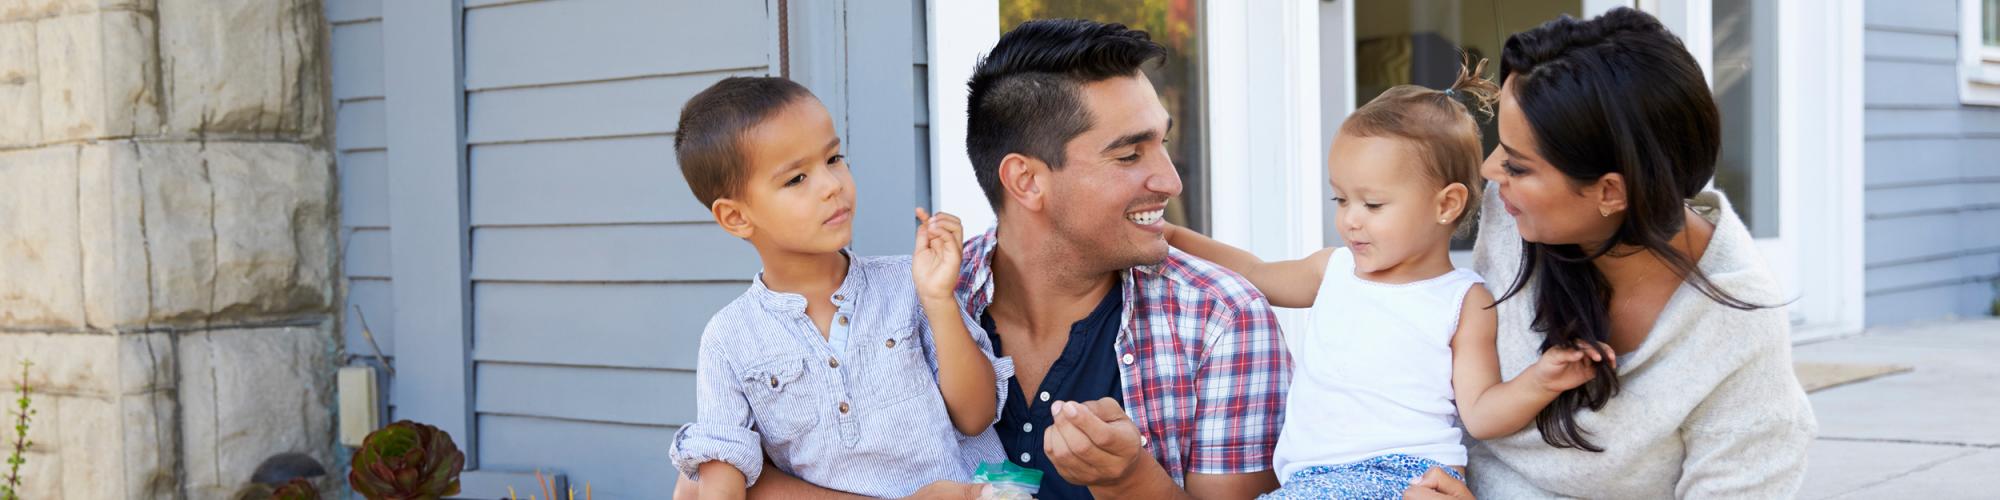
669,333,768,486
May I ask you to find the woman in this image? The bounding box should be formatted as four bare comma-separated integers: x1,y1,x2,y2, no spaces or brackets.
1407,7,1816,499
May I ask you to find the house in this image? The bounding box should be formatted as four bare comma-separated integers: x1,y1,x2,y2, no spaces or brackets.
324,1,1995,496
0,0,1990,498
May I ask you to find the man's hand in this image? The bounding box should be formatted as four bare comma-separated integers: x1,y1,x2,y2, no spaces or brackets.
1043,398,1147,487
1402,468,1476,500
901,480,986,500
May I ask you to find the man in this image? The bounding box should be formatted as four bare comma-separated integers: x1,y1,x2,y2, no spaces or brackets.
680,19,1291,500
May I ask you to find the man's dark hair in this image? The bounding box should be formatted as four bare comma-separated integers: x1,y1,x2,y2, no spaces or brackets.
674,76,815,208
966,19,1166,210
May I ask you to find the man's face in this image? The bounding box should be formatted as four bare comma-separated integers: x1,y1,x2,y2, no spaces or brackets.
1044,72,1183,270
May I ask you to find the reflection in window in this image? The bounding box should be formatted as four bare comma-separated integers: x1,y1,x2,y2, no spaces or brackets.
1714,0,1779,237
1986,0,1998,47
1347,0,1583,249
1000,0,1209,233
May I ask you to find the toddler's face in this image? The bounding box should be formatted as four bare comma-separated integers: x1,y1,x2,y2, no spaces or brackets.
1326,133,1458,276
733,98,857,255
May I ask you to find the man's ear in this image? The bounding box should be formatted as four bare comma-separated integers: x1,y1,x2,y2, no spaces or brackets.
1433,182,1470,226
998,153,1050,213
1595,172,1629,216
711,198,755,239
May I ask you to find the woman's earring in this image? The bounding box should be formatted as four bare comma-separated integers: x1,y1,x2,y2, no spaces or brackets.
1600,207,1612,217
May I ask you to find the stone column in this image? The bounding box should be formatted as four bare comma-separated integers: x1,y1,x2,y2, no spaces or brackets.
0,0,336,498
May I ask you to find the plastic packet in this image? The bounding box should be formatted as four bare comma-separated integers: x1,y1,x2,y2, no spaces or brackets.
972,462,1043,500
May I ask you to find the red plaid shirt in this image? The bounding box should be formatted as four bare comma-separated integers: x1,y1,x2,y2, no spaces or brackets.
957,228,1291,482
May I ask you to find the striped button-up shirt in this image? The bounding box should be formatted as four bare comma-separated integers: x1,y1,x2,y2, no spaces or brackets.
956,227,1291,483
670,253,1008,498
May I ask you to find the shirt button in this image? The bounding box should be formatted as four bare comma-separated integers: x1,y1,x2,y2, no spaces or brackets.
1121,353,1135,365
838,315,849,326
1039,392,1050,402
834,294,845,302
1019,452,1032,464
885,338,897,348
1140,435,1150,447
768,376,778,388
839,401,850,414
1022,422,1033,433
828,357,840,369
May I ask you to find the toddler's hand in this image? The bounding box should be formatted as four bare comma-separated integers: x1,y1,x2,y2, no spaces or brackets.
912,208,965,303
1528,340,1616,393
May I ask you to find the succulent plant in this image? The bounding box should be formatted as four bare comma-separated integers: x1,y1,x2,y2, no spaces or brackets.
269,478,321,500
348,420,464,500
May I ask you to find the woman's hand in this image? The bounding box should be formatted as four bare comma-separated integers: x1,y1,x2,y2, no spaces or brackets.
1527,340,1616,393
1402,468,1475,500
912,208,966,303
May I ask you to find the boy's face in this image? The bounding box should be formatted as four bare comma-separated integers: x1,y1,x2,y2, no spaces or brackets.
715,97,855,255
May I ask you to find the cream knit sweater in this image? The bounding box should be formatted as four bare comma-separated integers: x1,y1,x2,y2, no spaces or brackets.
1466,188,1818,499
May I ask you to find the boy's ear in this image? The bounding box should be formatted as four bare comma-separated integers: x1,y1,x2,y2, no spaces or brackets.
712,198,755,239
999,153,1049,213
1434,182,1470,225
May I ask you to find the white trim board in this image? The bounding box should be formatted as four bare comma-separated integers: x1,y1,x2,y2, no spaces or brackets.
926,0,1000,233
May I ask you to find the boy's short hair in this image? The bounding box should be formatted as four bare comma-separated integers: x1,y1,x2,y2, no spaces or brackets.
674,76,816,208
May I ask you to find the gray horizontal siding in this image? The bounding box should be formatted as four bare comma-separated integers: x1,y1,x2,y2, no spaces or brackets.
458,0,778,495
463,0,766,91
328,0,396,417
470,225,760,282
470,282,729,371
476,415,679,496
469,137,709,226
1862,0,2000,326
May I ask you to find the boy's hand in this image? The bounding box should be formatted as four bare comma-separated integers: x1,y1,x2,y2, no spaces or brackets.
1528,340,1615,393
912,208,965,303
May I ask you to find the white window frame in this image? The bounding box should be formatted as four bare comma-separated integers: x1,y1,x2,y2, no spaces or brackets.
1648,0,1867,336
1961,0,2000,105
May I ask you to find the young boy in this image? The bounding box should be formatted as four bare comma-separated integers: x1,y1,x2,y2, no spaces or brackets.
667,76,1007,499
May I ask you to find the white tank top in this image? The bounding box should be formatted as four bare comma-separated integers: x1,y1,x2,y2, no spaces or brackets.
1272,247,1484,482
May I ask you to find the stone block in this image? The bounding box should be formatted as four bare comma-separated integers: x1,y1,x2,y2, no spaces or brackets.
158,0,326,139
75,141,335,328
0,0,153,22
0,146,83,328
34,9,160,142
178,325,334,499
0,332,172,398
207,143,336,319
0,20,41,146
60,390,176,499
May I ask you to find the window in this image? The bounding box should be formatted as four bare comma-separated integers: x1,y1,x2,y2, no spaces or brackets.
1345,0,1584,249
1963,0,2000,105
1713,0,1780,236
999,0,1210,233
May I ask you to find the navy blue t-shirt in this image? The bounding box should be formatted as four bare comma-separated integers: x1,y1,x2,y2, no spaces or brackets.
982,284,1126,500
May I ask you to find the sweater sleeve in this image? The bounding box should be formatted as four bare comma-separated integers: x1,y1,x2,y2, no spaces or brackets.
1674,329,1819,498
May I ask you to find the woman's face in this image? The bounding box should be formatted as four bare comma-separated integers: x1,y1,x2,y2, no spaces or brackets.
1479,77,1621,246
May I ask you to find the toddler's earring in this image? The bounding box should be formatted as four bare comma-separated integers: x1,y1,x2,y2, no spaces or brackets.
1600,206,1612,217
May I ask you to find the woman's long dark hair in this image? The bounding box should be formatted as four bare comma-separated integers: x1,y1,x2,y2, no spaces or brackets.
1495,7,1767,452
